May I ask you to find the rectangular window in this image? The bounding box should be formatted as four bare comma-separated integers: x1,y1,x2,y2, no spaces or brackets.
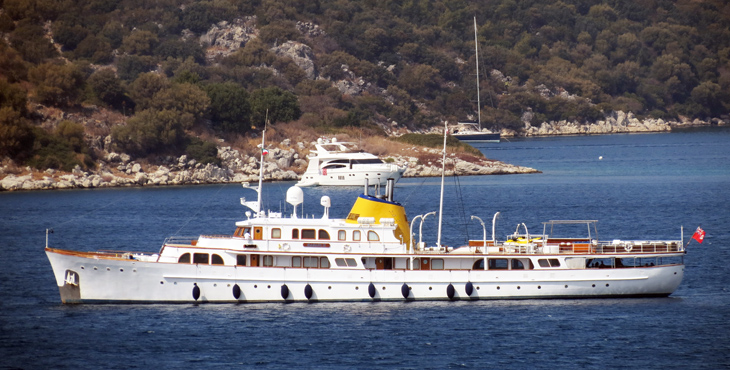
303,256,318,268
335,258,347,267
367,231,379,241
320,257,330,268
263,255,273,267
431,259,444,270
292,229,299,239
412,258,420,270
338,230,346,241
236,255,247,266
292,256,301,268
271,228,281,239
488,258,509,270
539,258,561,268
193,253,209,264
353,230,361,241
301,229,316,239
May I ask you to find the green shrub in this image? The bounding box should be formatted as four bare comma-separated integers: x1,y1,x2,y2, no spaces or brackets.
185,137,220,165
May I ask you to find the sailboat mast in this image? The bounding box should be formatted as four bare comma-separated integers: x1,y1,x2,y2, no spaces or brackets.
474,16,481,131
436,121,447,248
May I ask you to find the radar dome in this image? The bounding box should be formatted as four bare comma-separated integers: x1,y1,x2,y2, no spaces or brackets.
286,186,304,207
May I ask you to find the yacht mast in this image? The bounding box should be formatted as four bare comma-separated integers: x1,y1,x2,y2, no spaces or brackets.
436,121,447,248
474,16,481,131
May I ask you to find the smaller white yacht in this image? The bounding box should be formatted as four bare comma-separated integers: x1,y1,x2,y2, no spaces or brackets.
296,138,406,187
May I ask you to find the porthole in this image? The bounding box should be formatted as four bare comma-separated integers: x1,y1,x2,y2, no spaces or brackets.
119,268,123,272
267,285,271,289
592,284,596,288
565,285,568,288
174,282,177,285
497,286,500,290
355,286,359,290
106,267,110,271
133,269,137,273
254,284,258,288
382,286,386,290
517,286,521,290
476,286,480,290
606,283,610,287
429,287,432,290
538,286,541,289
160,281,164,284
93,267,97,270
214,284,217,287
80,266,85,270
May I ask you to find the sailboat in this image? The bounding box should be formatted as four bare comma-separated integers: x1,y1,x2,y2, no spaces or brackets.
451,17,501,143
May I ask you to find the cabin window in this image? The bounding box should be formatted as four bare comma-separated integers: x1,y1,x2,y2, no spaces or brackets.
236,255,247,266
318,229,330,240
367,231,380,241
292,229,299,239
472,259,485,270
292,256,301,268
178,253,191,263
412,258,421,270
335,258,357,267
193,253,209,264
539,258,561,268
511,259,525,270
263,255,274,267
271,228,281,239
353,230,361,241
338,230,346,241
237,227,251,238
320,257,331,268
431,259,444,270
211,254,224,265
301,229,316,239
488,258,509,270
303,256,318,268
323,164,346,169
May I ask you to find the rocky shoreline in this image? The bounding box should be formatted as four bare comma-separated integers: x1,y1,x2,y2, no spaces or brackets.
0,143,538,191
2,111,724,192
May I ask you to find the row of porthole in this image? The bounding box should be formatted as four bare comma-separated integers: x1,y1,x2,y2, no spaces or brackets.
494,284,610,290
187,282,614,301
80,266,137,273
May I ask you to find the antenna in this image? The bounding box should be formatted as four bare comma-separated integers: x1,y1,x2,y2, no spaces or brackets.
256,109,269,214
436,121,447,248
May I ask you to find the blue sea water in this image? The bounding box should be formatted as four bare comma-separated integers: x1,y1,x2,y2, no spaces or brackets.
1,128,729,369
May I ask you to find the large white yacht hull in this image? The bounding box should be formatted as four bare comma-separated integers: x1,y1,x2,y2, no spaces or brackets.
47,249,683,303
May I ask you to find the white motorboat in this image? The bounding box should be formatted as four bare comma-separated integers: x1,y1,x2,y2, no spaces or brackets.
296,138,406,187
45,125,686,304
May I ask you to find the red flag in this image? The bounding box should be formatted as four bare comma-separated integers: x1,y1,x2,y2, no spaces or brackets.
692,226,705,244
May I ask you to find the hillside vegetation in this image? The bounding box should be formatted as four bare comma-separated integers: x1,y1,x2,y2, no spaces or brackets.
1,0,729,172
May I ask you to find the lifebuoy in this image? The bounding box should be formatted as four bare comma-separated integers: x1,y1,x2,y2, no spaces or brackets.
624,243,633,252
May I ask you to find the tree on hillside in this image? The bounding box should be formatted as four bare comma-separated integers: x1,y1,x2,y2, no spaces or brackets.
28,62,83,106
250,87,301,126
203,82,252,134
